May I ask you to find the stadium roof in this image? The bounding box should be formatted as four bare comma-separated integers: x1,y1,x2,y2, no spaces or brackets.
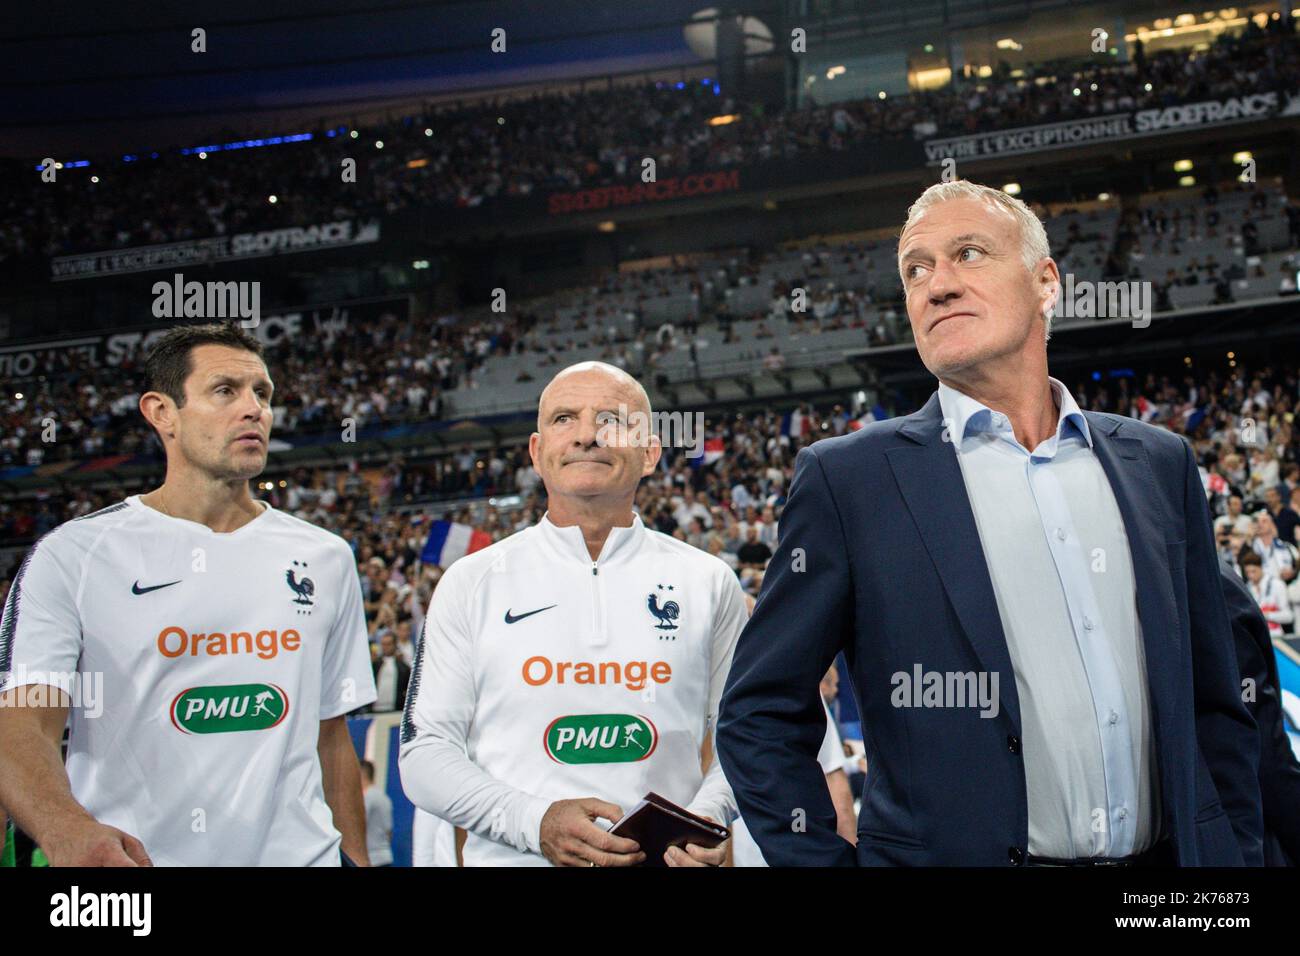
0,0,732,157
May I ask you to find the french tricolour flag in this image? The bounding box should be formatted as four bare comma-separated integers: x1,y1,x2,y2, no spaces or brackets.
847,404,889,432
689,437,725,470
421,520,492,567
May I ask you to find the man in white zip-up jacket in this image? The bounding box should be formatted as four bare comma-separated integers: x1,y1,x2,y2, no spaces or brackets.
399,361,749,866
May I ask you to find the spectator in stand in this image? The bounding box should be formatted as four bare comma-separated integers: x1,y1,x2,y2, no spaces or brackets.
757,504,779,550
5,24,1298,265
1240,551,1294,638
1264,486,1286,522
1279,487,1300,545
1252,510,1298,587
371,632,412,713
672,487,712,531
394,617,417,667
735,524,772,570
1216,516,1242,576
707,533,739,571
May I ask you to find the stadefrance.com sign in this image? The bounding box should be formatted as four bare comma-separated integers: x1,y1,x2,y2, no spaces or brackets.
923,92,1279,165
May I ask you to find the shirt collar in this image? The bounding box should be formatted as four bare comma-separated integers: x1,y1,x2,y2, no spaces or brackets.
537,510,645,566
936,376,1093,451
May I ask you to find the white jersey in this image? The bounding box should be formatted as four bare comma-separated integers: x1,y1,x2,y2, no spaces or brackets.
0,495,377,866
398,512,748,866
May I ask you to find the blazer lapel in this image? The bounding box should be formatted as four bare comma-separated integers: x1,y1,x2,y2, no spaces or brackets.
886,394,1021,731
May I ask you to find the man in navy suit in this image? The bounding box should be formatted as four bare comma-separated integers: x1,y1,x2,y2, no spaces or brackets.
716,180,1264,866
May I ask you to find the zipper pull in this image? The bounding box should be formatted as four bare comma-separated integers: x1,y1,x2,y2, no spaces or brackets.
592,562,598,576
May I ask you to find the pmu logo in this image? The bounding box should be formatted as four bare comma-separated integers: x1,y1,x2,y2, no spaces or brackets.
169,683,289,734
543,714,658,764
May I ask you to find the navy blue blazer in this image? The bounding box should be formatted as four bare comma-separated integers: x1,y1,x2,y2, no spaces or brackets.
716,392,1264,866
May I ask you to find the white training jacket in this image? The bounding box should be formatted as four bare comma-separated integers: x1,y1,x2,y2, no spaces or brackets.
398,511,748,866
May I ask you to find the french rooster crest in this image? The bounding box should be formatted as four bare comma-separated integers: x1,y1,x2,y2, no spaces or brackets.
647,586,680,634
286,562,315,606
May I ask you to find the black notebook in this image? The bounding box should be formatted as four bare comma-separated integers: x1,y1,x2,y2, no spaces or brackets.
607,792,731,866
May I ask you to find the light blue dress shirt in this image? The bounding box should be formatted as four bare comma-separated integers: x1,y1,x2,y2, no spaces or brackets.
938,376,1161,858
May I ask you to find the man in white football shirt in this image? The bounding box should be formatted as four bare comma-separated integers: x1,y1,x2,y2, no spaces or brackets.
400,361,748,866
0,323,377,866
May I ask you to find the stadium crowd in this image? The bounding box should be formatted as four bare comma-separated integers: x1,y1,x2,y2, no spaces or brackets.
2,21,1297,262
4,359,1298,699
0,247,907,471
9,173,1293,475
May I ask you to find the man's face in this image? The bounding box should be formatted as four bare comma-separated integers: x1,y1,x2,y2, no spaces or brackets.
529,369,660,505
898,197,1057,379
152,344,273,482
1228,496,1243,515
1256,513,1276,537
1266,488,1281,511
380,634,396,658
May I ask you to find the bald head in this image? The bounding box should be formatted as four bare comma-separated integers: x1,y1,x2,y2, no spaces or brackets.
536,361,652,432
529,361,660,514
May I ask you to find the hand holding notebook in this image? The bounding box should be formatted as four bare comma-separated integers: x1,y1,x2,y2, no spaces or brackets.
607,792,730,867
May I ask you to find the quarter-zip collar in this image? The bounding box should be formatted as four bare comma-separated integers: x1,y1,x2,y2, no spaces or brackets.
537,510,645,569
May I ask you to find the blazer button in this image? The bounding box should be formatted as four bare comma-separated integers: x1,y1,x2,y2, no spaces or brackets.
1007,735,1021,754
1009,846,1025,866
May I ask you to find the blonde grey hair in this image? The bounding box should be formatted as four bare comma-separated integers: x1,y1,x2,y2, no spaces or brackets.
899,180,1056,339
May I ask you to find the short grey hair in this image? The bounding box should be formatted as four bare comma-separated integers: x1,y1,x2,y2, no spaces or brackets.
899,180,1056,339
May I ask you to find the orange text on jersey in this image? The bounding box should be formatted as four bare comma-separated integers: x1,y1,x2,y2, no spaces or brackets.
157,626,301,661
521,655,671,690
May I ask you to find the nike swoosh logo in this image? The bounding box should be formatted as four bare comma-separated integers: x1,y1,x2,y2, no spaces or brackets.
504,605,557,624
132,580,181,595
